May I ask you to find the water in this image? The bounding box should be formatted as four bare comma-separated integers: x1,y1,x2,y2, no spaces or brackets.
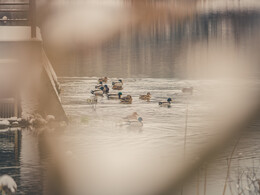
58,78,260,195
1,0,260,194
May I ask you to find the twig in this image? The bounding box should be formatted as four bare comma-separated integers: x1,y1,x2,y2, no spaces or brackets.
223,138,240,195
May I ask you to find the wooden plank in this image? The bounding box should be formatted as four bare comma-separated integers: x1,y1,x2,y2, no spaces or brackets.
29,0,36,38
0,9,28,12
0,98,15,104
0,19,28,21
40,50,68,122
0,3,29,5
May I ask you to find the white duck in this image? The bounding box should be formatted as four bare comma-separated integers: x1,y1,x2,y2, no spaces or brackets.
0,175,17,194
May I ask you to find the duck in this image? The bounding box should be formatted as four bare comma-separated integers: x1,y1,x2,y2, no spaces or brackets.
107,92,122,99
123,112,139,121
0,175,17,194
182,87,193,95
91,87,104,96
159,98,172,107
103,85,110,94
139,92,151,101
112,79,123,86
86,96,98,104
120,95,132,104
29,114,48,128
95,81,103,89
112,79,123,90
126,117,143,127
98,77,108,83
112,85,123,90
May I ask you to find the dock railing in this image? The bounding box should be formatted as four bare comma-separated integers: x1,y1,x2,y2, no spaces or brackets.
0,98,18,118
0,0,36,38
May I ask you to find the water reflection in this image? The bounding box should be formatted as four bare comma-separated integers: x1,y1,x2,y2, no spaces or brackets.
0,130,21,175
0,129,44,195
50,9,260,79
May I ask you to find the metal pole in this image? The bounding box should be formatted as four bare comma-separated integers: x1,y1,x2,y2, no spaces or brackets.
197,169,200,195
183,103,189,158
181,102,189,195
204,164,207,195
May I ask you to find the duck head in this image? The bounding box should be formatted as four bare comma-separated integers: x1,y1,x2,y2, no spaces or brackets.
147,92,151,96
118,92,122,98
119,79,123,83
167,98,172,102
138,117,143,123
100,87,104,91
99,81,103,84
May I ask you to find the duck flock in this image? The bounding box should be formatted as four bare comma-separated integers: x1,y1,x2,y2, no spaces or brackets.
87,77,193,126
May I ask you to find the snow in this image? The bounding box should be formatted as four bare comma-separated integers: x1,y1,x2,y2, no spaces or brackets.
0,120,10,129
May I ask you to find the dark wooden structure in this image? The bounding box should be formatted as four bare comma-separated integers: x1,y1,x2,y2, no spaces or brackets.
0,1,67,121
0,0,36,37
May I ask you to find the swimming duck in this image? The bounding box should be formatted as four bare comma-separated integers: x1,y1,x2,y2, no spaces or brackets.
91,87,104,96
95,81,103,89
126,117,143,127
182,87,193,95
112,85,123,90
159,98,172,107
120,95,132,104
107,92,122,99
98,77,108,83
123,112,139,120
86,96,98,104
112,79,123,90
112,79,123,86
103,85,109,94
139,92,151,101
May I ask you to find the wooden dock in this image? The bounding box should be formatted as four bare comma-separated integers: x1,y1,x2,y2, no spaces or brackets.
0,1,67,122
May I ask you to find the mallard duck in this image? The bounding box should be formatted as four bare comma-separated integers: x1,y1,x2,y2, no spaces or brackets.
126,117,143,127
112,85,123,90
103,85,109,94
112,79,123,90
112,79,123,87
120,95,132,104
139,92,151,101
91,87,104,96
98,77,108,83
95,81,103,89
123,112,139,120
182,87,193,95
107,92,122,99
159,98,172,107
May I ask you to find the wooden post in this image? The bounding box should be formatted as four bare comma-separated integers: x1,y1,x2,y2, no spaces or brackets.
29,0,36,38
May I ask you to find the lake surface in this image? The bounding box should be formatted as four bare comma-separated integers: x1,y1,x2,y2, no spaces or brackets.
1,0,260,194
